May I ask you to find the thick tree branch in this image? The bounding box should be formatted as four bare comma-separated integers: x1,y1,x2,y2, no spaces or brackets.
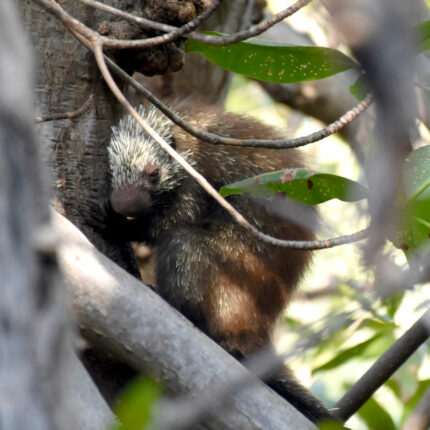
66,350,116,430
53,210,316,430
21,0,140,275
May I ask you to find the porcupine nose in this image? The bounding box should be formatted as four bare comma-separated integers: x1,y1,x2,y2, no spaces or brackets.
111,184,151,218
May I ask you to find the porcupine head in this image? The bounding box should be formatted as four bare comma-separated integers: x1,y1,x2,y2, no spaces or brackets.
107,105,195,221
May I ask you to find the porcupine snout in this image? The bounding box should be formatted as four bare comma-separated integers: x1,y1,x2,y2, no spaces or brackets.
111,183,151,219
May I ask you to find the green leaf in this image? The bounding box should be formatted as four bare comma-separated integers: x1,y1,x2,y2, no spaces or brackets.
358,397,396,430
186,33,359,83
390,217,416,254
415,20,430,54
349,74,368,101
403,145,430,201
384,292,405,318
364,319,396,332
219,168,368,205
385,379,402,399
318,420,347,430
394,145,430,253
112,377,162,430
313,334,383,372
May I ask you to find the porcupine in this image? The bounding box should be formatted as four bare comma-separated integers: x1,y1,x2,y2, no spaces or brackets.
95,100,334,424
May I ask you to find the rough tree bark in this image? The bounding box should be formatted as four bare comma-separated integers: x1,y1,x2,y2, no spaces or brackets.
18,0,148,402
138,0,262,104
19,0,140,275
0,2,114,429
0,2,67,428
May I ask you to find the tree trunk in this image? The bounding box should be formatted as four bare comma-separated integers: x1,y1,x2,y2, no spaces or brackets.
19,0,140,276
138,0,260,104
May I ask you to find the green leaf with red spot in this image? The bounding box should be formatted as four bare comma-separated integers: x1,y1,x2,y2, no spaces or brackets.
185,33,359,84
219,168,368,205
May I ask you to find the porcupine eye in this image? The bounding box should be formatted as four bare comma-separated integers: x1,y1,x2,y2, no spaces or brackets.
170,136,177,150
144,164,160,183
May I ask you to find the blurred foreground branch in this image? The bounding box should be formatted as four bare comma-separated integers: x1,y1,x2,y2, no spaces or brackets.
0,1,115,429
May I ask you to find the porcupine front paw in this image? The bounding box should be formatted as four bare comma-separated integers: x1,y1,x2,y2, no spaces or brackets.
87,196,127,240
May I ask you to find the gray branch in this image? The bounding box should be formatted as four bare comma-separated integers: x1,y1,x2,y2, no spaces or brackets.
0,1,115,429
53,210,316,430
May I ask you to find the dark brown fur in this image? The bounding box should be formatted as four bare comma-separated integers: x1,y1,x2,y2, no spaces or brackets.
102,101,334,423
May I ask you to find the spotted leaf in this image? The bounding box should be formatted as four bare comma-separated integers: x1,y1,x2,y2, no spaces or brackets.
185,33,359,83
219,168,367,205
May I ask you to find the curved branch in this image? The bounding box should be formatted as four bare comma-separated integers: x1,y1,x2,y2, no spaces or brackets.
32,0,372,150
35,94,93,123
33,0,370,251
94,42,370,251
111,57,372,148
108,59,372,149
252,227,369,250
40,0,311,49
78,0,313,46
78,0,221,48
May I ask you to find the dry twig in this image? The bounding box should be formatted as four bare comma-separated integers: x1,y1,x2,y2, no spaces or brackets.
35,95,93,123
34,0,371,149
79,0,221,48
33,0,370,251
78,0,313,46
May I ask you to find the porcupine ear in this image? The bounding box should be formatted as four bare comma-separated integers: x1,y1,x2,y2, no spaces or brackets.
170,136,177,150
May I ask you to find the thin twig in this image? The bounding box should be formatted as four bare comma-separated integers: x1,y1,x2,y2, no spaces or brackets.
93,42,247,230
33,0,370,251
42,0,311,49
334,309,430,422
106,56,372,149
35,95,93,123
155,311,353,430
78,0,221,48
94,40,370,250
33,0,371,149
77,0,313,46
